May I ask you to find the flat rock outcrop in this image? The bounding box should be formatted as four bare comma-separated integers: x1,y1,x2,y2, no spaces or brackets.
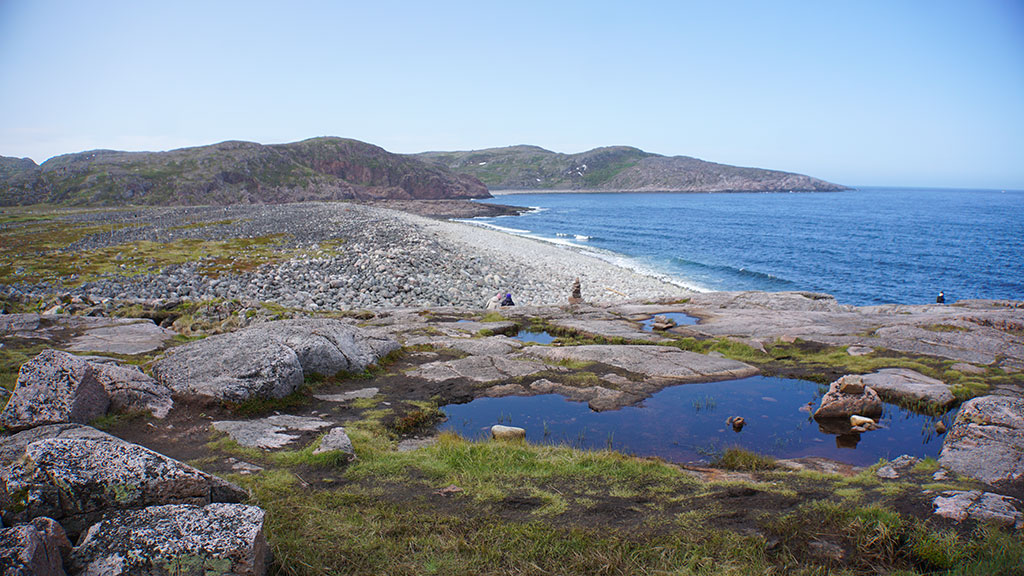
939,395,1024,487
0,424,246,536
932,490,1023,529
0,517,72,576
0,350,109,432
0,314,175,356
523,345,757,384
69,503,268,576
213,415,332,449
860,368,955,410
151,319,398,402
412,355,551,383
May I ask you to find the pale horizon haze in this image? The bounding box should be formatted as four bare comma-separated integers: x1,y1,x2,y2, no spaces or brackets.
1,1,1022,190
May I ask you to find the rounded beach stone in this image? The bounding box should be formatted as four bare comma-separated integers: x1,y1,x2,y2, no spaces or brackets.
491,425,526,440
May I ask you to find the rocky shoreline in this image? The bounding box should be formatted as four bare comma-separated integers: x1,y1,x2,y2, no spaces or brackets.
1,201,688,311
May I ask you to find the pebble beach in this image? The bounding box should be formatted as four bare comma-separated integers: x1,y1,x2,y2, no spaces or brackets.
1,202,690,309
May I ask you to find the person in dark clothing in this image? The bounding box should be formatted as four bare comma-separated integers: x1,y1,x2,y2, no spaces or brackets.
936,291,945,304
500,293,515,307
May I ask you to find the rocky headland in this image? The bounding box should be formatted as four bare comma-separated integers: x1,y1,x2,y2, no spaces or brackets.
1,201,1022,575
415,145,848,192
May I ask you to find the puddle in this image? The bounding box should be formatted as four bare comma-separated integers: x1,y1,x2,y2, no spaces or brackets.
512,330,556,344
640,312,698,331
440,376,954,467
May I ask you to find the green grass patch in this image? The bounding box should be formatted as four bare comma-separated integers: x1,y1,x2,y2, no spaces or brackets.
711,447,776,471
922,323,969,333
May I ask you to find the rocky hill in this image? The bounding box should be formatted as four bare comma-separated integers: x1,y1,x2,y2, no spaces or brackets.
0,137,490,206
415,145,848,192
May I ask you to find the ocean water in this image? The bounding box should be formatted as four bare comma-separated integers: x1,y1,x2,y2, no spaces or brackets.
475,188,1024,306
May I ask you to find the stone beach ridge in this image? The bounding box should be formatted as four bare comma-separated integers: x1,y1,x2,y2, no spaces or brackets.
0,202,687,310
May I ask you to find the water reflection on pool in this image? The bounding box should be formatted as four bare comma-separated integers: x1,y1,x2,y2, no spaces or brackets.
440,375,954,467
512,330,557,344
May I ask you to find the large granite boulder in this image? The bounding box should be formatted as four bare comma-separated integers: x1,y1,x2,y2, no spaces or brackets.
89,360,173,418
70,504,268,576
0,424,246,537
0,517,72,576
861,368,955,410
939,395,1024,486
813,375,883,420
0,350,109,432
151,319,398,402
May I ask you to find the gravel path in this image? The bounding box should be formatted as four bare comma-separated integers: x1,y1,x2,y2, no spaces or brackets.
1,202,690,309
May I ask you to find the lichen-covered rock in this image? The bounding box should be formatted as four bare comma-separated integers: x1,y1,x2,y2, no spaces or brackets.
939,395,1024,486
151,319,399,402
0,517,72,576
314,427,355,457
151,329,303,402
0,349,110,432
813,377,883,419
253,318,400,376
932,490,1023,529
861,368,955,410
70,504,268,576
89,361,173,418
0,424,245,537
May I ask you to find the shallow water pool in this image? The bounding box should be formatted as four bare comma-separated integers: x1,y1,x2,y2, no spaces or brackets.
440,375,954,467
640,312,699,331
512,330,557,344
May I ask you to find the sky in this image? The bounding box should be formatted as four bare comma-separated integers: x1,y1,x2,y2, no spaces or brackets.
1,0,1022,189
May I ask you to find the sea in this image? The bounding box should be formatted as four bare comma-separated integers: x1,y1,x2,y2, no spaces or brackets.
473,187,1024,306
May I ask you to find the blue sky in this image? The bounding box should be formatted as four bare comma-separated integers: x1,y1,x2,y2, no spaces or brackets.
1,1,1022,189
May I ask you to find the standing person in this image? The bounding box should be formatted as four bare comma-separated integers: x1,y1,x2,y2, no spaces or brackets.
936,291,945,304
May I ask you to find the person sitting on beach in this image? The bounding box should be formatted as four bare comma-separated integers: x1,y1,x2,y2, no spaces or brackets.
936,291,945,304
500,293,515,307
486,293,502,310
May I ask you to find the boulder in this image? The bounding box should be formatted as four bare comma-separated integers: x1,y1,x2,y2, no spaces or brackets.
939,395,1024,486
151,329,304,402
813,377,883,420
0,350,110,432
247,319,400,376
837,375,865,394
0,424,246,537
932,490,1023,529
861,368,955,410
491,425,526,440
89,361,173,418
314,427,355,458
875,455,919,479
0,517,72,576
151,319,399,402
69,504,268,576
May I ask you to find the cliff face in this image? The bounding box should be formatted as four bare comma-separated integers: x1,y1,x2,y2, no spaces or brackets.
0,137,490,207
416,145,848,192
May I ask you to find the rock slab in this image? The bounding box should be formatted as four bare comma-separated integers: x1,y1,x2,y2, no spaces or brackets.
0,517,72,576
213,415,332,450
861,368,955,409
932,490,1023,529
70,503,268,576
0,349,110,432
0,424,246,537
152,319,398,402
524,345,757,383
939,395,1024,487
